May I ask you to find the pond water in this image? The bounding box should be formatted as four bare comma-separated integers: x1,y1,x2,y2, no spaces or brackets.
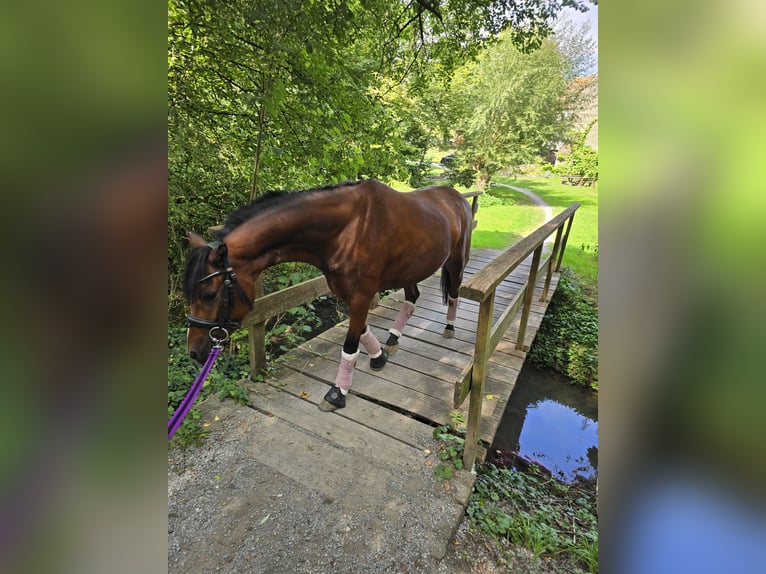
490,363,598,484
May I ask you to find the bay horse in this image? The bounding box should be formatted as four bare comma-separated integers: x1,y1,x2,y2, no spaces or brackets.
184,179,472,411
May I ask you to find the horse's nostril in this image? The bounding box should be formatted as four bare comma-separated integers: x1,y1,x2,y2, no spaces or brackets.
189,349,200,362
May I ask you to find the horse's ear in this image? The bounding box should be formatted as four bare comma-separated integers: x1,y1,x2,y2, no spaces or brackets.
187,231,207,248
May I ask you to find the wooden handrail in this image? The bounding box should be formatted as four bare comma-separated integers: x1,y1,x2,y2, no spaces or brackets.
458,202,580,470
460,203,579,302
242,276,330,328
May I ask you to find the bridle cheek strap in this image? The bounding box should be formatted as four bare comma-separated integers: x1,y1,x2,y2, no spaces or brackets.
186,251,253,333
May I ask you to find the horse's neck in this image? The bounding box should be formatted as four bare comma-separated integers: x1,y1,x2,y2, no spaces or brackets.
226,191,354,276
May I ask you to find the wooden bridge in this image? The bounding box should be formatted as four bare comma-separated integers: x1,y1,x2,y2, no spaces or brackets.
169,202,580,571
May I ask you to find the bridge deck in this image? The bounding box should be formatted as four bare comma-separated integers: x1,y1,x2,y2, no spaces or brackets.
168,247,561,572
270,248,558,447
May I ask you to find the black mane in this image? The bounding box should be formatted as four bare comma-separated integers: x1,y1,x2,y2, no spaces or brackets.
182,245,213,302
216,180,362,238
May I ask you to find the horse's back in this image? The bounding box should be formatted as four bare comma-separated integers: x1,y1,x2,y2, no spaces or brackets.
357,180,471,236
410,185,472,228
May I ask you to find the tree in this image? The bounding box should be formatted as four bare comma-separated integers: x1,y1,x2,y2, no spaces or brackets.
445,32,572,189
167,0,596,314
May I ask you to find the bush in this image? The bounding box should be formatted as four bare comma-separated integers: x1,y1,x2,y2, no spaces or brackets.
555,124,598,182
527,270,598,389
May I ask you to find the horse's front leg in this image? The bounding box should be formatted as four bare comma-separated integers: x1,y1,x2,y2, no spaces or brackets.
319,294,388,412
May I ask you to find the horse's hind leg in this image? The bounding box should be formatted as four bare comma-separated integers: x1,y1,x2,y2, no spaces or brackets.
443,216,472,338
384,284,419,355
442,261,464,339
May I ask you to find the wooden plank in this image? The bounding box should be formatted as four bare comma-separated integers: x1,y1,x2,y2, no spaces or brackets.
394,279,525,313
556,212,576,271
282,346,455,424
372,299,546,360
453,363,472,408
368,270,554,367
308,330,458,396
380,290,547,340
366,310,478,355
369,304,479,345
236,406,417,507
242,374,430,467
462,291,495,470
248,276,266,376
255,363,435,450
274,328,516,445
243,275,330,327
541,226,564,301
515,245,542,351
364,321,476,368
488,287,526,353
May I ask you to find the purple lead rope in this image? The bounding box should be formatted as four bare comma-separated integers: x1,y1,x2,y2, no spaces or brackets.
168,346,222,440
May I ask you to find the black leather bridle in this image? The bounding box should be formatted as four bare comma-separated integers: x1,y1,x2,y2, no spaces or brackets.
186,241,253,336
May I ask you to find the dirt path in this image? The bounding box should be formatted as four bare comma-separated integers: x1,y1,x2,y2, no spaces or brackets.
492,182,553,222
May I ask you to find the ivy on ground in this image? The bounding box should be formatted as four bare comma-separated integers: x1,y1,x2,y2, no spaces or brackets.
467,463,598,573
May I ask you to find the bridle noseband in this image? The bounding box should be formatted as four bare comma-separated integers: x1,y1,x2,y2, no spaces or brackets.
186,241,253,337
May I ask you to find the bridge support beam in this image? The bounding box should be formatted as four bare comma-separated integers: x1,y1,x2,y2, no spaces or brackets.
516,245,542,351
462,290,495,471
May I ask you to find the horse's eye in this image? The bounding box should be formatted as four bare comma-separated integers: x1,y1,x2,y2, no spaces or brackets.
201,292,217,302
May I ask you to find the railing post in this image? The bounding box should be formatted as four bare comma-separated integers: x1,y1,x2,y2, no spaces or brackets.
555,213,576,272
462,290,495,471
248,276,266,378
516,245,543,351
541,226,564,302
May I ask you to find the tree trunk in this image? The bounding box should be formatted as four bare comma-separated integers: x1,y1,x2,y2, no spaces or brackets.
475,172,490,191
250,74,271,202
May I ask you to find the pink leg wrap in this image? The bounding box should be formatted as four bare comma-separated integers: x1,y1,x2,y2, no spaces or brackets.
334,351,358,394
447,296,458,323
360,327,382,358
390,300,415,338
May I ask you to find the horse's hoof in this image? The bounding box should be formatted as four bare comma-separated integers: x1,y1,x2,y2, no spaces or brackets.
383,343,398,356
319,387,346,411
384,334,399,355
370,349,389,371
442,325,455,339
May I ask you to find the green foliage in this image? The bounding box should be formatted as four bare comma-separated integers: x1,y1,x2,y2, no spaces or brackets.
528,270,598,389
467,464,598,572
478,190,515,208
555,123,599,181
433,422,466,479
167,1,596,317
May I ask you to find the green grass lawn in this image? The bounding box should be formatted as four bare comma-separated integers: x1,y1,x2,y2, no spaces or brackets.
494,175,598,287
384,170,598,287
471,187,547,250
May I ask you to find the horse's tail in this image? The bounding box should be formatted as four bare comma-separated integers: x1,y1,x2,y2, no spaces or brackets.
440,266,451,306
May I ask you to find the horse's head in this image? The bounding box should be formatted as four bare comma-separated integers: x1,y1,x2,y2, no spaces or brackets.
183,231,254,363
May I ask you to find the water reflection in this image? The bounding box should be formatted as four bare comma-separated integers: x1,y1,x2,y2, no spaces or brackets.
491,363,598,483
